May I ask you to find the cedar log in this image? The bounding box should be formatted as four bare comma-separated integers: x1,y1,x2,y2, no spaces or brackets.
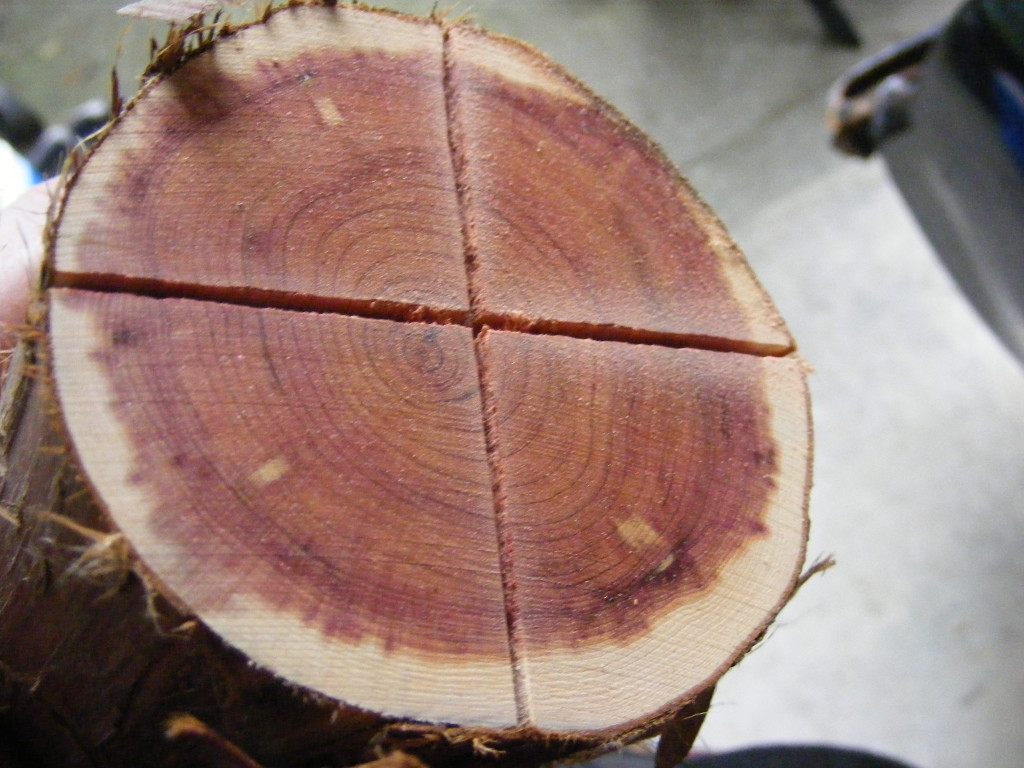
0,3,812,767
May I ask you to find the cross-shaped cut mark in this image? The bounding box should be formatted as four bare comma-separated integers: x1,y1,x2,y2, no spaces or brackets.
45,5,809,736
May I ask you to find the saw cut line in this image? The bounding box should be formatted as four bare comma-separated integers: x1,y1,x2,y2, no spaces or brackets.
441,24,531,726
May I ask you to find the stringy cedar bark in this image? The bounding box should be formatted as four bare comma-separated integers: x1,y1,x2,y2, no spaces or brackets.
0,3,812,766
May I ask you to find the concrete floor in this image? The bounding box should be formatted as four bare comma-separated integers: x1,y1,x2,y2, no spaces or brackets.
3,1,1023,767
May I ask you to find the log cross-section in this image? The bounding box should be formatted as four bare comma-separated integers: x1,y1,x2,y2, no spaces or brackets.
5,3,810,762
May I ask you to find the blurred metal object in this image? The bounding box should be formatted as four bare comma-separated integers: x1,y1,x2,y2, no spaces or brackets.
23,98,110,179
828,29,939,157
0,83,42,154
829,0,1024,363
805,0,861,48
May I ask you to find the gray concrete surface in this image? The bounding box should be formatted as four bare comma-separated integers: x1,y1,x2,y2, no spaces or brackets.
2,2,1022,767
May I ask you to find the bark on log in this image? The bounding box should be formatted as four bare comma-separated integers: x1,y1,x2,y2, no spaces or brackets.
0,3,812,766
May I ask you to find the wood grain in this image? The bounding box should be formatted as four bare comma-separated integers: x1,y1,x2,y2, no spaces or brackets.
12,2,814,762
477,330,808,729
445,26,793,353
48,289,518,726
55,9,469,315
